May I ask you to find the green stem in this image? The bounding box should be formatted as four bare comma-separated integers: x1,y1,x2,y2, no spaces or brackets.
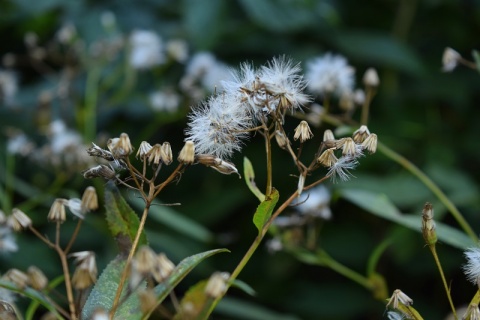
378,142,478,242
316,250,373,290
428,245,457,320
264,126,273,197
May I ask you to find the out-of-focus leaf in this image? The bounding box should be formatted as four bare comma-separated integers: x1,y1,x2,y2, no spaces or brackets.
141,248,230,319
472,50,480,73
215,297,301,320
244,157,265,202
231,279,256,296
173,280,211,320
104,181,148,255
339,189,475,249
334,32,425,76
0,280,63,319
238,0,327,32
253,189,279,233
129,198,214,243
82,257,143,320
183,0,226,49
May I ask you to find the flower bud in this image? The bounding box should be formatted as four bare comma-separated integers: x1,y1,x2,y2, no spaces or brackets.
9,208,32,231
421,202,437,246
152,253,175,283
27,266,48,290
48,199,66,223
352,125,370,143
205,272,229,299
160,142,173,165
81,186,98,212
293,121,313,143
317,148,337,168
363,68,379,87
178,141,195,164
361,133,378,154
136,141,153,160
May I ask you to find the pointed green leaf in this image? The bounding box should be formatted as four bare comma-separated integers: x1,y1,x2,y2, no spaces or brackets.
104,181,148,254
244,157,265,202
82,257,144,320
253,189,279,233
141,248,230,319
230,279,256,296
339,188,475,249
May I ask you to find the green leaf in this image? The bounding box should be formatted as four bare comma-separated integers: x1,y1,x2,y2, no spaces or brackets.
129,197,214,243
104,181,148,254
141,248,230,319
230,279,256,296
252,189,279,234
334,31,425,76
173,280,212,320
339,188,475,249
0,280,64,319
82,257,144,320
243,157,265,202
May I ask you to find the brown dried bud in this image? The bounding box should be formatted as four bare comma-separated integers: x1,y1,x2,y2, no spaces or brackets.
107,133,133,158
48,199,66,223
3,268,30,288
293,121,313,143
362,133,377,154
132,246,157,275
70,251,97,290
160,142,173,165
152,253,175,283
27,266,48,290
196,155,240,177
317,148,338,168
178,141,195,164
353,125,371,143
386,289,413,310
138,289,157,315
81,186,98,212
86,143,114,161
421,202,437,246
83,165,116,180
341,137,357,157
147,144,162,165
274,130,289,149
136,141,153,160
9,208,32,231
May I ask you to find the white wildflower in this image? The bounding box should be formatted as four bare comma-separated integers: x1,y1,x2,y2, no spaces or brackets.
182,52,232,92
327,155,359,183
258,56,310,111
6,132,35,156
296,185,332,220
0,69,18,106
166,39,188,63
129,30,164,70
185,94,251,158
463,246,480,285
149,88,180,112
306,53,355,97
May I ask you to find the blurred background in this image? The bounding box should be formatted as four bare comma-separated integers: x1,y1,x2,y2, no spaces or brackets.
1,0,480,319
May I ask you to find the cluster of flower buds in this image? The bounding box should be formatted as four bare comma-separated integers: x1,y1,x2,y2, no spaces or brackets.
129,246,175,290
315,125,377,182
47,186,98,222
70,251,97,290
83,133,240,183
1,266,48,291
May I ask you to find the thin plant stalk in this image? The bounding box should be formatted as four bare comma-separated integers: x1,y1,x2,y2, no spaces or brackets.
378,142,478,242
427,244,458,320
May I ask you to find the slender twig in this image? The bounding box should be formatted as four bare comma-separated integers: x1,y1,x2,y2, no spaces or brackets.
57,247,77,320
64,220,83,254
427,245,458,320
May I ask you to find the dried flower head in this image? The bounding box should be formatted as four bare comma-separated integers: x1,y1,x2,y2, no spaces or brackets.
178,141,195,164
27,266,48,290
0,300,17,320
138,289,157,315
87,143,115,161
160,142,173,165
306,53,355,97
464,303,480,320
83,164,117,180
132,246,157,276
327,156,359,183
147,144,162,165
386,289,413,310
294,121,313,143
197,155,240,177
205,272,230,298
70,251,97,290
421,202,437,245
363,68,379,87
152,253,175,283
3,268,29,289
108,133,133,158
317,148,338,168
9,208,32,231
361,133,378,154
81,186,98,212
136,141,153,160
48,199,66,223
442,47,461,72
463,246,480,286
353,125,371,143
274,130,289,149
